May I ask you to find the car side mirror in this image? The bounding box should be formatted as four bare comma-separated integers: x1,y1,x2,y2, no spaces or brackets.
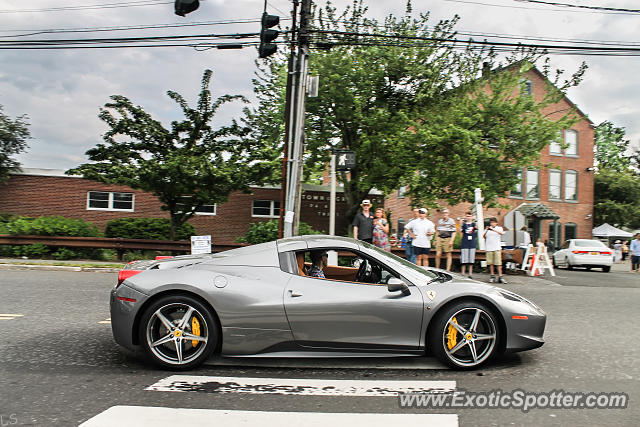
387,277,411,296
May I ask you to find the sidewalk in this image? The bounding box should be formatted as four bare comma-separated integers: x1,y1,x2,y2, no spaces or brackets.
0,257,123,272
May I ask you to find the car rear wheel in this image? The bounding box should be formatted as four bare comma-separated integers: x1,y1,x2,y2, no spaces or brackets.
566,258,573,270
429,301,500,369
602,266,611,272
139,294,218,370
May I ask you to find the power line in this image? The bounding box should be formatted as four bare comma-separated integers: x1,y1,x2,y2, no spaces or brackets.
0,19,271,38
443,0,639,15
310,29,640,57
0,1,172,14
516,0,640,14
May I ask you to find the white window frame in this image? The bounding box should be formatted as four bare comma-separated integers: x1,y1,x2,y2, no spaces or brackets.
525,169,540,200
86,191,135,212
564,170,578,202
193,204,217,216
549,169,562,201
252,199,280,218
565,129,578,157
509,169,524,199
549,131,563,156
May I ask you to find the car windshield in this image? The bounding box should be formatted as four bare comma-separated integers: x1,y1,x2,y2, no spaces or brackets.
359,241,438,281
574,240,606,247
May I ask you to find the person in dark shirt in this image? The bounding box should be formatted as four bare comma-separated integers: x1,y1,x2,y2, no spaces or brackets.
352,199,374,243
308,250,328,278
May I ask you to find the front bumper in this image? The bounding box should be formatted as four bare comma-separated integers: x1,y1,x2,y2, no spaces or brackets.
110,284,149,351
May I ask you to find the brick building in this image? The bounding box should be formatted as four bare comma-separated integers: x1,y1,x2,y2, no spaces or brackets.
0,168,381,245
384,67,595,248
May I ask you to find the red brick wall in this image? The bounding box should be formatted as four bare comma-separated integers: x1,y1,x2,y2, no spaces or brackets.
0,174,352,245
384,68,595,244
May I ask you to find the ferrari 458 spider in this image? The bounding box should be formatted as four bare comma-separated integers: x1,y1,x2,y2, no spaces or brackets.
111,236,546,369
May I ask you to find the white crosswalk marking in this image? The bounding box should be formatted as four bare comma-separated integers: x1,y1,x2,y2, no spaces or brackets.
0,314,24,320
146,375,456,396
80,407,459,427
97,317,111,324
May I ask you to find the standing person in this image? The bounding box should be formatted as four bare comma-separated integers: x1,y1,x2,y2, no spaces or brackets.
352,199,374,244
630,234,640,273
434,209,457,271
403,208,420,263
520,226,531,248
372,208,391,251
405,208,435,266
459,211,477,279
483,217,506,283
613,240,623,263
622,240,629,262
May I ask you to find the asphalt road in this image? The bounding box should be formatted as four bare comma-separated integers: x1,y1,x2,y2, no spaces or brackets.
0,268,638,426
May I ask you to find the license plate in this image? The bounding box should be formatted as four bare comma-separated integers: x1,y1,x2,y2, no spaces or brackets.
590,252,599,255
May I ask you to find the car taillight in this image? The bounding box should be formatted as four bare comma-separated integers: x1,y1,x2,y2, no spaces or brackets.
600,251,612,255
572,250,589,254
155,256,173,260
117,269,142,287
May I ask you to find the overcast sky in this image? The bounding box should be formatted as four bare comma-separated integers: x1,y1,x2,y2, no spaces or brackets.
1,0,639,170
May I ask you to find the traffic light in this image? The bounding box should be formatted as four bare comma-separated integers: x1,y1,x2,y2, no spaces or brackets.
259,12,280,58
174,0,199,17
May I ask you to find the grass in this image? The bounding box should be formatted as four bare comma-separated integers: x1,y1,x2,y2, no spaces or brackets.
0,261,125,269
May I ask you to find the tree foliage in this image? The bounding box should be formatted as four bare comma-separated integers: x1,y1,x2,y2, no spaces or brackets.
594,121,634,172
237,219,321,244
0,105,31,183
594,169,640,229
67,70,280,239
252,0,586,227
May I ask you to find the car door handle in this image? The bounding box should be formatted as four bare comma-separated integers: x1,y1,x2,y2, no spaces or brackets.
289,290,303,297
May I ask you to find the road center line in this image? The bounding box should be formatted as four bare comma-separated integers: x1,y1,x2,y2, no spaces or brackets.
146,375,456,396
79,406,459,427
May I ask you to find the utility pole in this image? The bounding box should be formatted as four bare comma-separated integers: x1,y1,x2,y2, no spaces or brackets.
283,0,312,238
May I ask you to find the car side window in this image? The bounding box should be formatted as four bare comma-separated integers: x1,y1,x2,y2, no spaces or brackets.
298,248,399,285
562,240,570,249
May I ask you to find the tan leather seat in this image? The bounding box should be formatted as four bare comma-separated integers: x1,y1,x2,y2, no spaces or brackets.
296,253,306,276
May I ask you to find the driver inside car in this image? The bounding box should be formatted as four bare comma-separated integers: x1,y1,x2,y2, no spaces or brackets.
308,250,328,278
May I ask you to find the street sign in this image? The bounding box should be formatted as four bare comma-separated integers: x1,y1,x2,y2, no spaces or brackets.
336,150,356,171
191,235,212,255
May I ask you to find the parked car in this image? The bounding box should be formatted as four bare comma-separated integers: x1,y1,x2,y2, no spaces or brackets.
552,239,613,272
111,236,546,370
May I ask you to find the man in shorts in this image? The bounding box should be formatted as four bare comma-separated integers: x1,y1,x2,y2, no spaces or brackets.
435,208,457,271
405,208,435,266
483,217,506,283
630,233,640,273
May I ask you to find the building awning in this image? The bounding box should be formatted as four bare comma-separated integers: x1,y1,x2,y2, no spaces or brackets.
515,202,560,220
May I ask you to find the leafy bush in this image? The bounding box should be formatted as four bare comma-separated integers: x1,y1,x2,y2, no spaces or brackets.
105,218,195,240
0,215,101,259
3,216,100,237
237,219,322,244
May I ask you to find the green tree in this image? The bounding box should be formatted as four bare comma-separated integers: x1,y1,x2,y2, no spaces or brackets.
594,121,632,172
0,105,31,183
252,1,586,227
68,70,280,239
594,169,640,229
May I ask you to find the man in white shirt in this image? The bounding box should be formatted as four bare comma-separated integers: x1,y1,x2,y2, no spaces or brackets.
405,208,435,266
483,217,506,283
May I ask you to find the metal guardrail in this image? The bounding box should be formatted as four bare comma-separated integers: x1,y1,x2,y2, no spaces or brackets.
0,234,245,260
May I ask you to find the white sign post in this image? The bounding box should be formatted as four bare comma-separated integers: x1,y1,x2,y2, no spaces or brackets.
190,235,212,255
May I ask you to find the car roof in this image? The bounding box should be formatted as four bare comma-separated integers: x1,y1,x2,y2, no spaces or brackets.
277,235,360,252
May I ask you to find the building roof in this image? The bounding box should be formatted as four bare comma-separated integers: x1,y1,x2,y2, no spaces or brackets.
592,223,634,238
515,202,560,220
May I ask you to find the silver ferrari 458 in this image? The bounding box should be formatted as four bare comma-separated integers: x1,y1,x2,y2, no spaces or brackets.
111,235,546,370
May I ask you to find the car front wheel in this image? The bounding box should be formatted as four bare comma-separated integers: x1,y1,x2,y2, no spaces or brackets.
602,266,611,272
139,294,218,370
429,301,500,369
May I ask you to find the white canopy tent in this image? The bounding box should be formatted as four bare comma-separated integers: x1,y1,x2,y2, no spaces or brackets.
592,223,634,238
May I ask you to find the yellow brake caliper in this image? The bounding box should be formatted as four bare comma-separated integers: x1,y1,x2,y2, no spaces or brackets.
447,317,458,350
191,316,201,347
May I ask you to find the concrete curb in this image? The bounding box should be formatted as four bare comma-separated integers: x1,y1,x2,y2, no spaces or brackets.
0,263,120,273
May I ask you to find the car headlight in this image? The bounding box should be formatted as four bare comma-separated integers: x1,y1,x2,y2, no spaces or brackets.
494,288,542,312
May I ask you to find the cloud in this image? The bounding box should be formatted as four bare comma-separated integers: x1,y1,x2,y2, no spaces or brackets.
1,0,640,167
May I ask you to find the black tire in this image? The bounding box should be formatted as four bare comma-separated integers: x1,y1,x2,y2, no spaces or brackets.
138,294,218,370
428,300,500,369
566,259,573,270
552,256,557,268
602,266,611,272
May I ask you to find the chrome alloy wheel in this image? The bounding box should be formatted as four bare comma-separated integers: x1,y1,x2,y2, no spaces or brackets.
442,307,497,368
145,303,209,365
